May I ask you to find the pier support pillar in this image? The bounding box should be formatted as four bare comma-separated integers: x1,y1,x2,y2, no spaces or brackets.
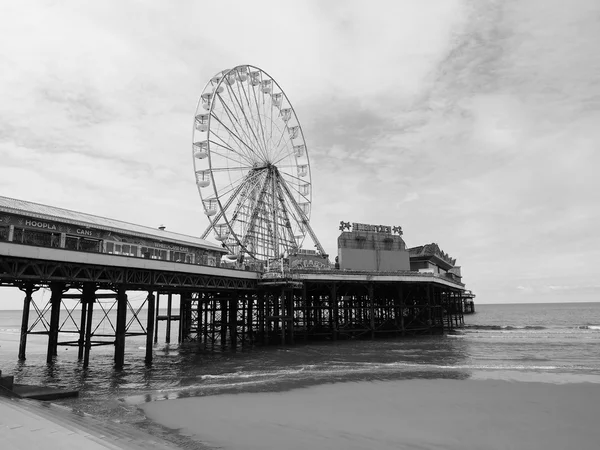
288,290,294,345
154,293,160,344
280,288,286,346
197,293,203,347
47,283,64,364
258,291,265,345
302,284,308,343
229,292,238,350
18,284,35,361
145,291,155,365
426,284,432,334
246,294,253,345
83,295,95,369
331,283,338,341
166,293,172,344
220,297,228,349
368,284,375,339
114,287,127,369
78,283,95,360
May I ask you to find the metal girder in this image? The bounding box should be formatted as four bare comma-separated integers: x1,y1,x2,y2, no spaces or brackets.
0,255,257,291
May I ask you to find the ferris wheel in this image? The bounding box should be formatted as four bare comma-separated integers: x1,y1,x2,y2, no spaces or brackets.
192,64,326,262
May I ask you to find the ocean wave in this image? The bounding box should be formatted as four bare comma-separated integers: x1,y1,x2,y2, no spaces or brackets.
464,325,547,331
190,361,598,385
579,325,600,331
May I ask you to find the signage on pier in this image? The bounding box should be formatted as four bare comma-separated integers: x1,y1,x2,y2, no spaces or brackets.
24,219,57,231
154,242,189,252
339,221,403,235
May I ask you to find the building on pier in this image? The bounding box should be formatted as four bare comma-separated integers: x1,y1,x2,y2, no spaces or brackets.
409,243,463,283
0,195,226,266
336,222,410,271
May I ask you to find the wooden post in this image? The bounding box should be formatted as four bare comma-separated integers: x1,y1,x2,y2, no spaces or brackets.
114,287,127,369
145,291,155,365
18,284,34,361
83,296,94,369
47,283,63,363
166,293,172,344
154,293,160,344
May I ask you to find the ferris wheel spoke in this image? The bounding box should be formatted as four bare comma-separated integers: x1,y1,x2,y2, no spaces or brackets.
239,76,270,160
235,79,271,164
208,138,254,166
246,78,270,161
218,88,268,162
282,179,310,202
210,165,253,173
226,83,270,162
279,169,308,188
271,148,296,167
215,169,264,200
210,113,262,160
270,125,292,163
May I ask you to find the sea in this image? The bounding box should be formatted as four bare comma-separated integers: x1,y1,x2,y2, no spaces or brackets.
1,302,600,445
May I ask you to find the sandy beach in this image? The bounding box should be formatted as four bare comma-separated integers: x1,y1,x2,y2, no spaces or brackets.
142,379,600,450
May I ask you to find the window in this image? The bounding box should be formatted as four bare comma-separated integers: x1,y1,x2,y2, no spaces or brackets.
171,251,189,263
0,226,8,241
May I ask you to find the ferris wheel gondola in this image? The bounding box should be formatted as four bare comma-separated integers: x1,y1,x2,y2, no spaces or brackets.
192,64,326,262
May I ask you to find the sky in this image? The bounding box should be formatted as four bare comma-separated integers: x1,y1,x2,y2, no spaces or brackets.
1,0,599,308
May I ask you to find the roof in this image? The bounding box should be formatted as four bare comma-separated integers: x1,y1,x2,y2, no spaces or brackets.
408,243,456,267
0,195,225,252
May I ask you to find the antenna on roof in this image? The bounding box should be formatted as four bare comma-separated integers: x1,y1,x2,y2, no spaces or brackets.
158,225,166,231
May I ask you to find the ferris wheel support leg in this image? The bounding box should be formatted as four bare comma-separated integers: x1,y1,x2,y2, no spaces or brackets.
278,174,328,258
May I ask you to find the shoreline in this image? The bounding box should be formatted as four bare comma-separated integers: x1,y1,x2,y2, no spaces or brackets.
141,378,600,450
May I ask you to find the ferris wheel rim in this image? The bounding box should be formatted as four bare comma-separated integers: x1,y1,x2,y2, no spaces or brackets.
192,64,313,260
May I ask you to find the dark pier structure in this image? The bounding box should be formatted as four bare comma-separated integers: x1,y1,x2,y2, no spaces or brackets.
1,197,474,372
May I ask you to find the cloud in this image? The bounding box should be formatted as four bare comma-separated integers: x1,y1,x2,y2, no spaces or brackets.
1,0,599,309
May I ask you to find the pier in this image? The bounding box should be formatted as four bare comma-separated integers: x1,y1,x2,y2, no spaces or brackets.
0,196,474,376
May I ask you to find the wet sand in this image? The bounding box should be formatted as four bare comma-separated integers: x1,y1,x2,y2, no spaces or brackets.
142,379,600,450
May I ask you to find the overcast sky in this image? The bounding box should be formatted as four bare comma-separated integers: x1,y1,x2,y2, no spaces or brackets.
1,0,599,308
